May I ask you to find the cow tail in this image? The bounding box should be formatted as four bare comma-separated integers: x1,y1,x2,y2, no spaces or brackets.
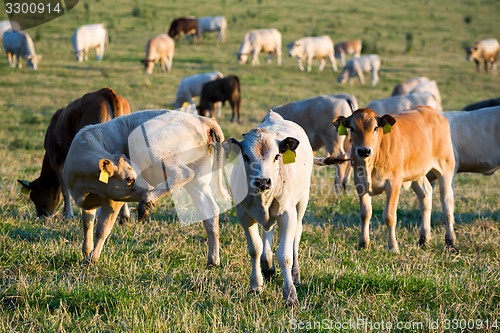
207,120,231,201
313,156,350,166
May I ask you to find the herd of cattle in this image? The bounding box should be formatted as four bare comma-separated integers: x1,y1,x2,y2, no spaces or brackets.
2,16,500,306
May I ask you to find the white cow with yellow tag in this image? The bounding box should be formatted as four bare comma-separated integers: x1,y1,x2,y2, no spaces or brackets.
222,111,313,306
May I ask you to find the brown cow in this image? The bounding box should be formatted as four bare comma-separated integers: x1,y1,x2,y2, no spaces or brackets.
334,39,362,66
465,38,499,75
18,88,131,221
168,17,200,42
331,107,456,252
198,75,241,123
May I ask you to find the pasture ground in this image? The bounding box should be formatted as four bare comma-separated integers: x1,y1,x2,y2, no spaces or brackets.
1,0,499,331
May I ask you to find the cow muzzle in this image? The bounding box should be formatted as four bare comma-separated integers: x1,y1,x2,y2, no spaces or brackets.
252,177,272,192
356,147,373,159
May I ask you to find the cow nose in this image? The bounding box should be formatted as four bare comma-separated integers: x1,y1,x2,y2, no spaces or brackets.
253,178,272,191
356,147,372,158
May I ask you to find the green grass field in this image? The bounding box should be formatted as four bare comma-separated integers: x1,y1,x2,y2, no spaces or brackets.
1,0,499,331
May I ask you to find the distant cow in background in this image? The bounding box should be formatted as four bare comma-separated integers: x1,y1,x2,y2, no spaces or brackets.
235,28,282,66
174,71,224,108
465,38,499,75
337,54,380,86
366,91,438,115
72,24,108,62
198,75,241,122
462,97,500,111
287,36,338,72
2,30,41,70
197,16,227,42
391,77,429,96
272,95,354,192
141,34,175,74
409,80,442,112
18,88,131,221
168,17,199,42
334,39,362,66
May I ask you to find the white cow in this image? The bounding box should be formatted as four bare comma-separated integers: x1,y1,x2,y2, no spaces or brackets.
366,91,438,115
64,110,228,266
2,30,41,70
337,54,381,86
287,36,338,72
409,80,442,112
391,77,429,96
197,16,227,42
235,28,282,66
223,111,313,306
72,24,108,62
465,38,499,75
174,71,224,109
272,95,355,192
141,34,175,74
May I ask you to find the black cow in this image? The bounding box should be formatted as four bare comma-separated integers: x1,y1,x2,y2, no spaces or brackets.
168,17,199,42
462,97,500,111
198,75,241,123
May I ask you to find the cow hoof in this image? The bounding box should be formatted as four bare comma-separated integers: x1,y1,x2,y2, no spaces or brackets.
357,241,369,249
118,215,130,225
262,267,276,281
207,258,220,268
418,236,429,247
249,286,262,294
285,299,299,307
137,200,156,223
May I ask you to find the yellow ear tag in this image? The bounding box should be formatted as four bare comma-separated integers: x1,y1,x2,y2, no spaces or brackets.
21,186,30,195
383,122,392,134
228,151,239,164
283,148,296,165
99,170,109,184
337,123,348,136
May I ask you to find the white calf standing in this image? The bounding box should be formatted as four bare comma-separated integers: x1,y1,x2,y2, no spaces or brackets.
287,36,338,72
197,16,227,42
235,28,282,66
72,24,108,62
337,54,380,86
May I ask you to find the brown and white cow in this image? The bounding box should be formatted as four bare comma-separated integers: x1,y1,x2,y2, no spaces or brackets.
18,88,130,221
141,34,175,74
168,17,200,42
223,111,313,306
465,38,499,75
334,39,362,66
63,110,228,266
331,107,456,252
198,75,241,122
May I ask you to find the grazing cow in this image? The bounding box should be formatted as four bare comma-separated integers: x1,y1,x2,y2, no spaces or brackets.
0,20,21,47
366,91,438,115
173,71,224,108
141,34,175,74
334,39,362,66
337,54,380,86
2,30,41,70
408,80,443,112
330,107,456,251
223,111,313,306
272,94,355,191
391,77,429,96
63,110,228,266
18,88,131,220
465,38,499,75
197,16,227,42
235,28,282,66
168,17,199,42
198,75,241,123
72,24,108,62
462,97,500,111
287,36,338,72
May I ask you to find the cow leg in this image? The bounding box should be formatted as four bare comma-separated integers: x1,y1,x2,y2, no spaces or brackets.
318,58,326,72
329,52,338,71
277,47,282,66
384,180,401,252
307,57,313,72
492,60,497,75
230,98,241,123
88,200,124,264
277,209,298,306
341,52,346,67
159,57,165,72
484,60,489,74
183,180,221,267
216,102,222,116
266,52,274,64
252,50,260,66
96,46,103,61
166,56,173,72
411,176,433,246
7,52,14,67
118,203,130,225
81,209,96,258
297,59,304,71
358,193,372,248
239,212,264,293
56,169,74,220
261,224,276,280
474,59,480,73
17,54,22,68
137,164,195,222
293,195,308,285
436,172,456,249
372,68,379,86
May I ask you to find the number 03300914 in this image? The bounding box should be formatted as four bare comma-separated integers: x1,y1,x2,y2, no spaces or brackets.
5,2,62,15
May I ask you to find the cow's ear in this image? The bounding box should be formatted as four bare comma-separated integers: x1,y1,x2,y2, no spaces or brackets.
99,159,115,177
17,179,32,194
377,114,396,134
279,137,299,153
222,138,241,161
333,116,349,131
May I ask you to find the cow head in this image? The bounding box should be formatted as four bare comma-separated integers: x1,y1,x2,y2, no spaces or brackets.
71,49,84,62
287,42,302,58
98,157,138,195
17,179,61,219
26,55,42,70
337,67,350,84
234,51,249,65
333,108,396,194
223,129,299,195
465,45,479,61
140,59,155,74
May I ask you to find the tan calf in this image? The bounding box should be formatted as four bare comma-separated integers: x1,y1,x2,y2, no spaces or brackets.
465,38,499,75
334,39,362,66
141,34,175,74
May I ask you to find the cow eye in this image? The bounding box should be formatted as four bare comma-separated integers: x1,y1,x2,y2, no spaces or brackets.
274,154,280,161
242,154,250,162
373,126,379,132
